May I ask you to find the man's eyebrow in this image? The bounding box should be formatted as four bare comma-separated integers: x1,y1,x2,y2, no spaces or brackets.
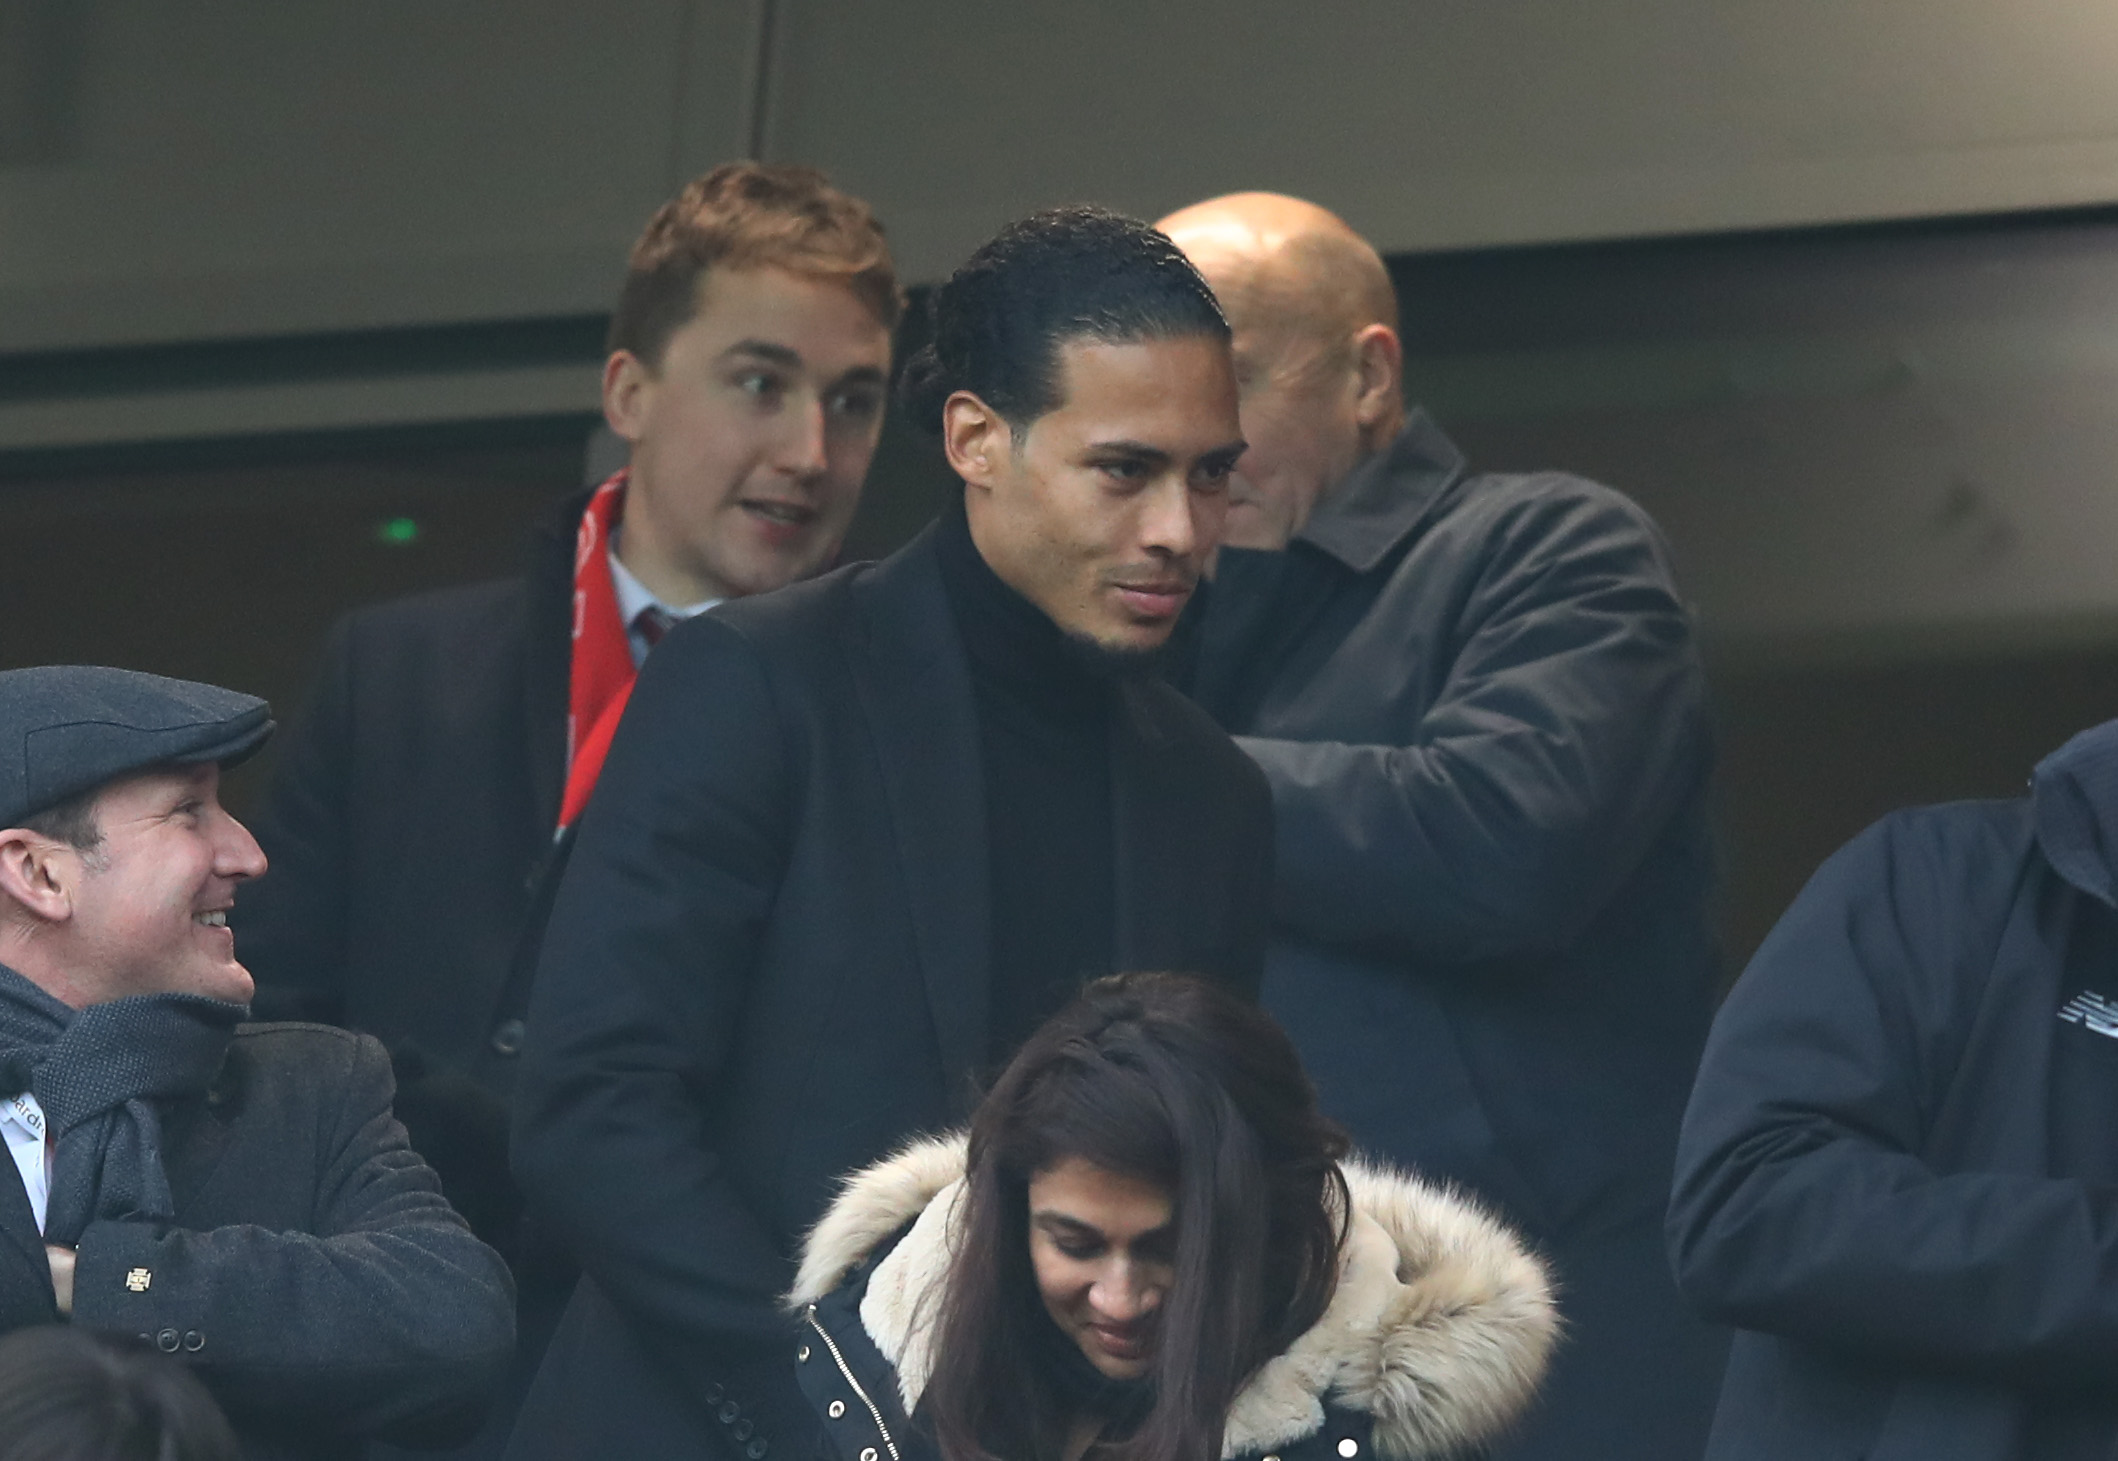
719,340,804,368
1085,440,1173,466
155,788,204,820
1198,440,1247,470
831,364,889,387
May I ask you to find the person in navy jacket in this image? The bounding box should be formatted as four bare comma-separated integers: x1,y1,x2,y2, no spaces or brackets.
1670,717,2118,1460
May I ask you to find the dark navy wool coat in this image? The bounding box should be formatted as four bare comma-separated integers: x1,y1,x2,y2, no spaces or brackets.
507,521,1272,1461
1186,412,1723,1461
233,488,589,1223
1671,718,2118,1461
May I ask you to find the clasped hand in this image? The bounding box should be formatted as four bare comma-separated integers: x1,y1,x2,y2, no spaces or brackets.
45,1243,74,1316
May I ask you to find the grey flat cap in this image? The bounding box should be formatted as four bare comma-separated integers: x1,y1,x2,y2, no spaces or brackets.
0,666,274,829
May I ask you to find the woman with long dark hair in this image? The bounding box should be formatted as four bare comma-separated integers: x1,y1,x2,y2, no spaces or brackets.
788,974,1555,1461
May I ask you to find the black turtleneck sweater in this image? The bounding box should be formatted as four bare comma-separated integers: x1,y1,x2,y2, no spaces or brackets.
934,502,1118,1063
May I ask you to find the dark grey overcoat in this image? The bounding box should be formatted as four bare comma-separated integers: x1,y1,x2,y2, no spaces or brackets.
0,1022,516,1461
1185,411,1724,1460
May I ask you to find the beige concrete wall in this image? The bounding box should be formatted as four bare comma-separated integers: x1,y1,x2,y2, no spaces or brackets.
10,0,2118,352
0,0,755,351
769,0,2118,282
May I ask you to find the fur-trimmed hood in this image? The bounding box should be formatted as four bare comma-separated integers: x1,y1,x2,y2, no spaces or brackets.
789,1134,1557,1460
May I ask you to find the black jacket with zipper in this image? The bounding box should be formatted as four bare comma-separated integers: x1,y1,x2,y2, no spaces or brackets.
1670,718,2118,1459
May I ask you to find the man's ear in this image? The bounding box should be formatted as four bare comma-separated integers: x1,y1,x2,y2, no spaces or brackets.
942,391,1014,489
1350,323,1404,430
601,350,655,443
0,829,77,926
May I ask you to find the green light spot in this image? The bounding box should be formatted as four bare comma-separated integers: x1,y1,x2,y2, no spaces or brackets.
377,517,421,545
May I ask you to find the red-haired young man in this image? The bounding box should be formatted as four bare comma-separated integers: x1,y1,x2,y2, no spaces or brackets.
231,163,899,1458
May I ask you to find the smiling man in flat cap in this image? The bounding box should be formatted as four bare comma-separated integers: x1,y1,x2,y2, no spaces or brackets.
0,665,514,1461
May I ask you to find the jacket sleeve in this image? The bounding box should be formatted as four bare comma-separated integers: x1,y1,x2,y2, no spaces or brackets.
1238,481,1709,964
511,614,797,1389
232,613,358,1026
1666,809,2118,1388
70,1032,516,1444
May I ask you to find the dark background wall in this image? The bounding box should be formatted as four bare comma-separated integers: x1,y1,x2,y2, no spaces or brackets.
9,209,2118,976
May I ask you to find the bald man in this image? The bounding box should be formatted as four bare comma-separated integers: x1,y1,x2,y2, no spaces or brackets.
1160,194,1724,1461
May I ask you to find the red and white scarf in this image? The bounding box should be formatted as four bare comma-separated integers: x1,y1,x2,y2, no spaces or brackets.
559,470,638,830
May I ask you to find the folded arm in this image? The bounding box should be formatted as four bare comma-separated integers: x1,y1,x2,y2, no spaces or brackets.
1248,485,1708,962
71,1033,516,1444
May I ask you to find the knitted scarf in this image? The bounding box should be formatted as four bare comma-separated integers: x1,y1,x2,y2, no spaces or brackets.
0,962,244,1245
560,469,639,831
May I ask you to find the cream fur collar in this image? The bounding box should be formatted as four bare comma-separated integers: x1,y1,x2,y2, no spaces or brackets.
789,1134,1556,1460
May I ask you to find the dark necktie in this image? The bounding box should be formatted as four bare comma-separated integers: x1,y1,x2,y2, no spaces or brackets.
633,605,679,651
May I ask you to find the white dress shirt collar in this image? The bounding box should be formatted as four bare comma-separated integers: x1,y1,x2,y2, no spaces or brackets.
1,1089,49,1234
608,545,720,668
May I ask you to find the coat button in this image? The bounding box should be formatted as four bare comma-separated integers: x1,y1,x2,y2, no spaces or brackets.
1338,1442,1360,1458
705,1384,725,1404
797,1345,811,1363
489,1019,526,1057
182,1331,204,1353
733,1420,754,1442
861,1449,878,1461
717,1401,740,1425
745,1443,768,1460
155,1329,180,1353
827,1400,846,1419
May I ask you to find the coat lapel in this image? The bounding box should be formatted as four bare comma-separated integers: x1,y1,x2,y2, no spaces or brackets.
846,528,992,1109
0,1148,53,1318
1295,410,1466,575
160,1060,243,1213
0,1151,45,1278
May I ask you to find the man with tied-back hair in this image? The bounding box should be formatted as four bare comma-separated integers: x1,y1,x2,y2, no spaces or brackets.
1159,192,1723,1460
506,207,1273,1461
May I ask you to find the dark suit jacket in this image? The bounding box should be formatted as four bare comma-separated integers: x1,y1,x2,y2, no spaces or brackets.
232,491,583,1250
1187,412,1722,1461
0,1023,515,1461
508,522,1272,1461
